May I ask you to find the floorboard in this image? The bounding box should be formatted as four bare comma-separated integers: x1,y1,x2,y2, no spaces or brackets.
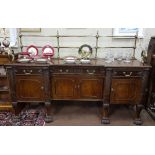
45,101,155,126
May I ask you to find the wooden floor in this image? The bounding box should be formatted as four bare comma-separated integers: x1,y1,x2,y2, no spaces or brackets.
46,101,155,126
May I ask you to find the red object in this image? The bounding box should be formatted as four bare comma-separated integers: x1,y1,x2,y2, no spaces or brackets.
20,52,30,56
26,45,39,58
42,45,54,58
18,51,31,59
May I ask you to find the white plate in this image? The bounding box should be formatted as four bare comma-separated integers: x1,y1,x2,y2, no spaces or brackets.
64,56,77,63
17,58,32,63
80,59,91,64
64,59,76,63
124,60,131,63
36,58,48,63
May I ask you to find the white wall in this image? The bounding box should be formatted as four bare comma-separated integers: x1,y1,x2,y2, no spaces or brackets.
9,28,155,60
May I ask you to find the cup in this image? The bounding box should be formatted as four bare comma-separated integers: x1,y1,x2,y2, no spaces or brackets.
105,51,114,63
124,51,132,63
116,51,123,61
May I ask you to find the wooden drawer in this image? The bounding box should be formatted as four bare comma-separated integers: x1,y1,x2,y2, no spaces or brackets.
112,70,143,77
51,67,74,73
82,68,105,75
14,68,43,75
50,67,105,75
0,78,8,88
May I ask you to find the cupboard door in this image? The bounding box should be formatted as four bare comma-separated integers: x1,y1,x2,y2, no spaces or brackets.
110,78,141,104
52,76,76,99
16,75,44,101
78,77,104,99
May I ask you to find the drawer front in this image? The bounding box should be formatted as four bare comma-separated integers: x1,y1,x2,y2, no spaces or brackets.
14,68,43,75
112,70,143,77
50,67,105,75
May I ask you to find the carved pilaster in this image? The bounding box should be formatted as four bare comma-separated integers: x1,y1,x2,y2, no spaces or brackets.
42,67,50,99
102,68,112,124
6,66,16,101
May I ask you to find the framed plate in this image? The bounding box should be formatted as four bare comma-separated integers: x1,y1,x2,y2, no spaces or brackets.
27,45,38,58
42,45,54,57
78,44,92,59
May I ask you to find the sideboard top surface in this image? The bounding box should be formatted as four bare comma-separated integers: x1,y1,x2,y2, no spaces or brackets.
4,58,151,68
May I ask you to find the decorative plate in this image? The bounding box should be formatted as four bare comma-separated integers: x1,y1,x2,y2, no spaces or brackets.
27,45,38,58
42,45,54,57
78,44,92,59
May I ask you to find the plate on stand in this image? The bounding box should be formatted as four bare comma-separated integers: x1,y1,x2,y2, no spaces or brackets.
78,44,92,59
27,45,38,58
42,45,54,58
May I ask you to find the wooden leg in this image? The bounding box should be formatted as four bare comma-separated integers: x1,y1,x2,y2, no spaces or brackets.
45,101,53,123
133,104,144,125
12,102,20,121
101,103,110,124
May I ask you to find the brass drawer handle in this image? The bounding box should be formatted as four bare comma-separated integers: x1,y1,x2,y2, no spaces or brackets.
59,69,63,72
38,69,42,73
86,69,95,74
66,69,69,73
123,72,132,77
41,86,44,90
75,85,80,89
23,70,32,75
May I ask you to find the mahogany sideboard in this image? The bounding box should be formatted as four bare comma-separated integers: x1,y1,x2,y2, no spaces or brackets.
5,59,151,124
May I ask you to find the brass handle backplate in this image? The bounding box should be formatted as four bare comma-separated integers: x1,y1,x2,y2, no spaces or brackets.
123,72,132,77
86,69,95,74
23,69,32,75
